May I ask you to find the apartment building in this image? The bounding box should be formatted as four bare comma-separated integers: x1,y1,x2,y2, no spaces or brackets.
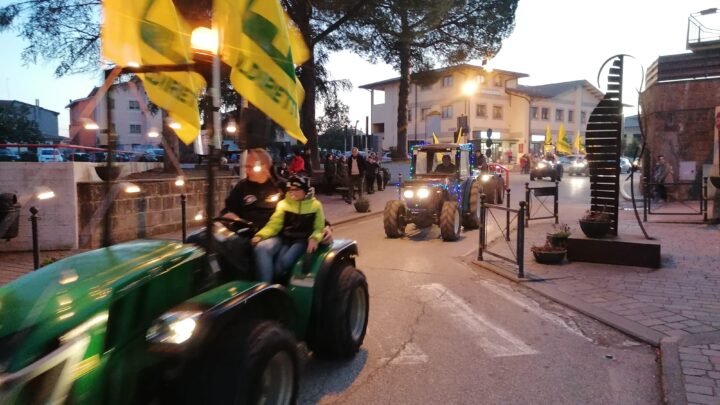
67,78,163,150
360,64,603,161
0,99,61,143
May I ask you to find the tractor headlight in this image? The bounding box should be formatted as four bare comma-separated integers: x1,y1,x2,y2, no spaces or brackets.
537,162,546,169
417,188,430,199
403,189,414,199
573,161,587,167
146,311,202,344
481,174,491,182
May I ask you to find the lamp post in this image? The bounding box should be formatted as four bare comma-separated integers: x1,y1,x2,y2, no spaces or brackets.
461,80,478,141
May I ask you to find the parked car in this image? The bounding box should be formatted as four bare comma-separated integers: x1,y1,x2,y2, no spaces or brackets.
0,149,20,162
530,158,563,181
565,155,589,176
143,148,165,162
381,152,392,163
37,148,64,162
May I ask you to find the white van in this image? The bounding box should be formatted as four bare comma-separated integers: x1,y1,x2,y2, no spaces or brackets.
38,148,64,162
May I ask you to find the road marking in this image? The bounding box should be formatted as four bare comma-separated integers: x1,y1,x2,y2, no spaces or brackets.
477,280,591,342
388,342,429,365
418,283,537,357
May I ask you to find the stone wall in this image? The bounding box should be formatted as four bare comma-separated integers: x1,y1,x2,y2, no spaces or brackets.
640,78,720,199
77,177,236,248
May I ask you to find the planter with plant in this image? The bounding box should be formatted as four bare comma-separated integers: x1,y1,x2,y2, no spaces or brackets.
546,223,571,248
531,242,567,264
579,209,611,238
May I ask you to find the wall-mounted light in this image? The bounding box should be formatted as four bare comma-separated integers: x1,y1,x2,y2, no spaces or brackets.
169,121,182,130
122,182,141,194
148,128,160,138
35,186,56,201
194,212,204,221
175,176,185,187
226,120,237,133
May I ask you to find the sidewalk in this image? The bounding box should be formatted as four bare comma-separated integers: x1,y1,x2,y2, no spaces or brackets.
475,201,720,405
0,185,398,286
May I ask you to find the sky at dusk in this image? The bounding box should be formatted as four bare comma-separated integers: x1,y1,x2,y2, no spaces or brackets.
0,0,718,137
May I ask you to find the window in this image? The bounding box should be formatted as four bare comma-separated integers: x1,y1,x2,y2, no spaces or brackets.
581,111,587,124
555,109,564,122
129,100,140,110
441,106,453,119
130,124,142,134
421,108,430,120
492,105,503,120
530,107,538,120
568,110,574,123
541,108,549,120
476,104,487,118
442,75,453,87
493,75,502,87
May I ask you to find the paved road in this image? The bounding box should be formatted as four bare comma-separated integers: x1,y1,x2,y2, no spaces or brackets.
298,174,661,404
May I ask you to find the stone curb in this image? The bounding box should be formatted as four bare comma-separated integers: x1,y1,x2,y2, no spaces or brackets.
661,336,687,405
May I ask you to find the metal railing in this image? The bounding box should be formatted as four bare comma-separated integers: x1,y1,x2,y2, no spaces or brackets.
643,177,709,222
524,181,559,226
477,194,526,278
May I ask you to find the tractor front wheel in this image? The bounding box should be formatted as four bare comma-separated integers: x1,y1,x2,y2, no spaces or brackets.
440,201,461,241
384,200,406,238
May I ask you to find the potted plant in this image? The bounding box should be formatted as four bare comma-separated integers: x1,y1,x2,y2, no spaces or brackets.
354,197,371,213
546,223,571,248
531,242,566,264
579,209,611,238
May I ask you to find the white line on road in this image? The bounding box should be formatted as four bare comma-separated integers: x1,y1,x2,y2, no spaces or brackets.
477,280,591,342
417,283,537,358
387,342,429,365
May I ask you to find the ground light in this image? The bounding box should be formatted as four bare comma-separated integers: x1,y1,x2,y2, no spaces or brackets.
175,176,187,242
30,187,55,270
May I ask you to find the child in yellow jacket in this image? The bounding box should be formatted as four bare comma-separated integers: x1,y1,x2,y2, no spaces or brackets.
251,175,325,282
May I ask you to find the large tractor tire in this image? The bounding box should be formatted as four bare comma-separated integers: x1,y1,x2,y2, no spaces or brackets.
439,200,461,241
191,320,299,405
384,200,406,238
310,265,369,359
462,181,481,230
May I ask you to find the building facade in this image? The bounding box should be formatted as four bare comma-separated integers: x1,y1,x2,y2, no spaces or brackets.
360,64,603,162
67,78,163,150
0,99,60,143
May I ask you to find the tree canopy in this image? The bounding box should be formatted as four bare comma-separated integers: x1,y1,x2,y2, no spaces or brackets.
338,0,519,157
0,103,44,143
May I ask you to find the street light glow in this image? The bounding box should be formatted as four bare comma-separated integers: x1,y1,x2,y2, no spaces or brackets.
128,61,140,68
175,176,185,187
191,27,219,55
122,183,141,194
226,120,237,133
82,119,100,130
147,128,160,138
35,186,56,200
169,121,182,130
462,81,478,96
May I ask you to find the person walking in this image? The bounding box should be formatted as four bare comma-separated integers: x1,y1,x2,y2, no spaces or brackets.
365,152,379,194
324,154,337,195
653,154,673,202
345,147,366,204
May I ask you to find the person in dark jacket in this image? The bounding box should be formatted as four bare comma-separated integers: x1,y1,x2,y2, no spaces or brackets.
345,147,366,204
324,154,337,195
365,152,380,194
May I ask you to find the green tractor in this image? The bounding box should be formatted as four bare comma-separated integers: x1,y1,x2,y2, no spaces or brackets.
383,143,504,241
0,218,369,404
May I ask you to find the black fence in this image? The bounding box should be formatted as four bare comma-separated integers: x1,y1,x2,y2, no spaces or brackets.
643,177,709,222
524,182,559,226
477,194,526,278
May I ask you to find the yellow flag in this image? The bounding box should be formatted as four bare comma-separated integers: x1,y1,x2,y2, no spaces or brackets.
557,124,572,154
455,127,463,144
573,131,583,154
432,132,440,144
544,125,553,153
101,0,205,144
215,0,309,143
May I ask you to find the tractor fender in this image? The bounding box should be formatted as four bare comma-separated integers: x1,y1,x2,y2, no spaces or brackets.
165,282,298,352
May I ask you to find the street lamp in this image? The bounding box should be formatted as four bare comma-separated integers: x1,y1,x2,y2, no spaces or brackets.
461,80,478,140
30,186,55,270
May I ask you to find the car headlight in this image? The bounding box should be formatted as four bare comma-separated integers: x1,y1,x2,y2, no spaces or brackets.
481,174,491,182
573,162,586,167
403,189,414,199
537,163,546,169
417,188,430,199
146,311,202,344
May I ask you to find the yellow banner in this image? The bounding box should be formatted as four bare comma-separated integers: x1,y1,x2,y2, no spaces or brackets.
544,125,553,152
557,124,572,154
455,127,463,144
101,0,205,144
573,131,583,154
216,0,309,143
432,132,440,144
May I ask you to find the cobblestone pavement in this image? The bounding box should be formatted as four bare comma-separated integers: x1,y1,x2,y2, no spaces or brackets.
479,201,720,405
